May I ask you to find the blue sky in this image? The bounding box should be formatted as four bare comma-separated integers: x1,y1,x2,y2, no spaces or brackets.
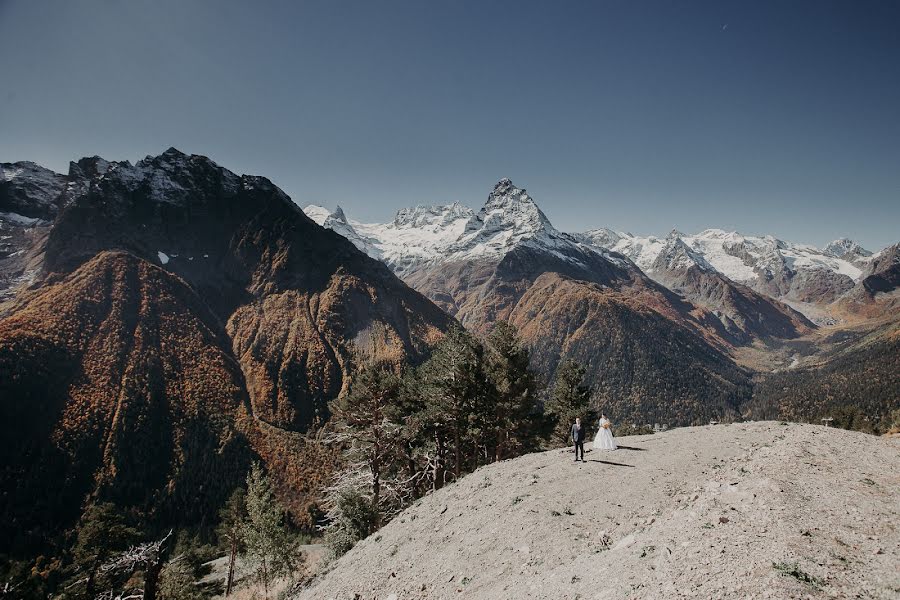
1,0,898,249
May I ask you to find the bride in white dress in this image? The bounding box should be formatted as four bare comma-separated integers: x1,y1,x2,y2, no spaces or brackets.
593,414,617,451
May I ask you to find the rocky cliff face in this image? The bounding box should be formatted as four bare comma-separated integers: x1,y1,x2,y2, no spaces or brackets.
837,243,900,317
647,237,814,343
0,162,65,303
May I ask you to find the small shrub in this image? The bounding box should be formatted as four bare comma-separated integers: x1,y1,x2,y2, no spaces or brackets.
323,487,378,558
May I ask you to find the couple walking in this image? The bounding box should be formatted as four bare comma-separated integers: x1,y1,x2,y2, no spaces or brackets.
571,414,616,461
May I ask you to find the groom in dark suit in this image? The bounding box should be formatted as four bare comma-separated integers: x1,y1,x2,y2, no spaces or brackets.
572,417,586,461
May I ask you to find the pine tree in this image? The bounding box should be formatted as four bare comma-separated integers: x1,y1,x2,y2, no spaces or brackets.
241,463,296,599
545,358,596,444
485,322,543,461
68,503,138,596
418,326,493,485
330,360,405,527
158,556,204,600
217,488,247,597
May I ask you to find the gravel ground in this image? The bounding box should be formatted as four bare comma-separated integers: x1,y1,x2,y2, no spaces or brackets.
294,422,899,600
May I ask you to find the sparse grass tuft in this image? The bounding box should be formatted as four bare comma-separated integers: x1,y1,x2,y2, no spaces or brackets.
773,561,823,588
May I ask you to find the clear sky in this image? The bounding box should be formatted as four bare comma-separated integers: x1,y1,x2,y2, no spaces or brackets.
1,0,898,250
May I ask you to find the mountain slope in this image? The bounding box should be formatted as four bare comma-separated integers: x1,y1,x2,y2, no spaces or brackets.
296,423,900,600
0,149,453,555
578,228,872,308
646,237,814,343
508,273,752,425
0,251,254,554
34,148,452,431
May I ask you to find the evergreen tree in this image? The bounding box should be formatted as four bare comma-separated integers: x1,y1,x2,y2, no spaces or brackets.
330,360,405,526
417,326,493,486
387,368,432,497
322,485,379,558
216,488,247,597
241,463,296,599
485,322,543,460
545,358,596,444
67,503,138,597
158,556,204,600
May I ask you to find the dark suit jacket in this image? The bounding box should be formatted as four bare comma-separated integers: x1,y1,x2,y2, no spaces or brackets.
571,423,586,442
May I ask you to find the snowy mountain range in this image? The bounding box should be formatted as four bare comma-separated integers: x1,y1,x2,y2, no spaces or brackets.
303,179,886,318
305,178,628,277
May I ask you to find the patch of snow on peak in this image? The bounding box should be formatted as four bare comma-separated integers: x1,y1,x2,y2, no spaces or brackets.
302,205,332,226
0,211,41,226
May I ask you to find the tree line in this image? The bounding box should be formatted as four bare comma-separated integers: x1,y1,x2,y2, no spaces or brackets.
2,323,601,598
321,323,599,557
3,463,299,600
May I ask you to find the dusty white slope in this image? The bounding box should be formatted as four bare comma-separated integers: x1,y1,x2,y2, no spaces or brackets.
296,423,899,600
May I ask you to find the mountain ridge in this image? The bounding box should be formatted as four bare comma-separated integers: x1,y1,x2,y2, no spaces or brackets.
0,149,454,555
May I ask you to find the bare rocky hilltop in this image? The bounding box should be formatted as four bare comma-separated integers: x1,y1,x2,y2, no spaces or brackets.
295,422,899,599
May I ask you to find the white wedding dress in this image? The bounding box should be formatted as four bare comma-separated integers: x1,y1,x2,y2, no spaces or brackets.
593,418,617,451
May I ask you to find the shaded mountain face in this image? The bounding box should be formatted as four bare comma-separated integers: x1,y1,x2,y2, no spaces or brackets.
31,148,451,431
0,161,67,220
0,251,254,554
307,180,756,424
855,244,900,297
837,244,900,317
0,149,452,554
0,162,65,303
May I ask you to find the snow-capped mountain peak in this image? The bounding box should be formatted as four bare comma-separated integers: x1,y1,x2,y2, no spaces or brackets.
652,237,715,273
472,178,555,236
439,178,590,265
575,227,623,249
576,226,881,314
823,238,872,260
331,205,348,223
302,179,602,273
